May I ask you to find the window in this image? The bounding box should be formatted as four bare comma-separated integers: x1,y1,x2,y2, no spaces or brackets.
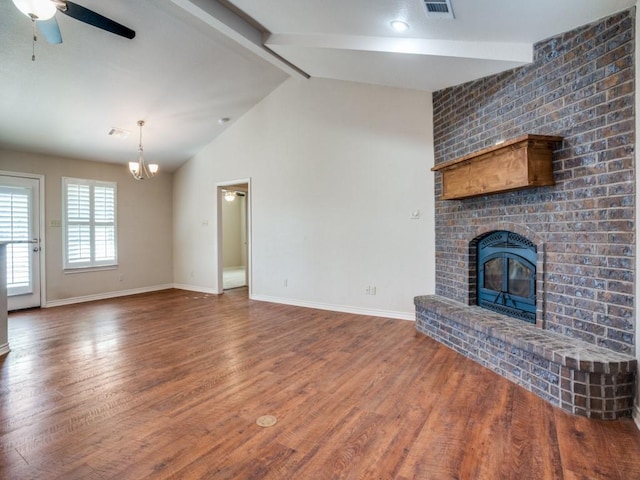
0,185,31,292
63,177,117,270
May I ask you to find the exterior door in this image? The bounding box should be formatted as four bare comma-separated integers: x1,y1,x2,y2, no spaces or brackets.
0,175,41,310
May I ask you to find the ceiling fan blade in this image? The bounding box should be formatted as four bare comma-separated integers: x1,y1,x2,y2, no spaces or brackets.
36,17,63,44
59,1,135,39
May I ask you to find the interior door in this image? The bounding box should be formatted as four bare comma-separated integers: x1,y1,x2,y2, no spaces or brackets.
0,175,41,310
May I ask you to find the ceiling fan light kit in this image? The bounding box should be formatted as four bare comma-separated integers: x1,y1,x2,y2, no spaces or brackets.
12,0,136,58
11,0,56,20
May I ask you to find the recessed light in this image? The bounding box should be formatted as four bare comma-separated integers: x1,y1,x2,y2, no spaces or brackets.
390,20,409,32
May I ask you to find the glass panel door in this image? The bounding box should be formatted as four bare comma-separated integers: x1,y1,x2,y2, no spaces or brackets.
507,258,532,297
483,257,504,291
0,175,41,309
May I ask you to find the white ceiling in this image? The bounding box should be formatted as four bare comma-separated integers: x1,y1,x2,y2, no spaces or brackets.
0,0,635,171
0,0,289,170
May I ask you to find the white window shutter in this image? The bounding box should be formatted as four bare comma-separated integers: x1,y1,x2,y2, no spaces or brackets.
63,178,117,269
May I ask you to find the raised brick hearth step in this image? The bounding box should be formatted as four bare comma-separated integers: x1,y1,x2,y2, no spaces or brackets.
414,295,637,419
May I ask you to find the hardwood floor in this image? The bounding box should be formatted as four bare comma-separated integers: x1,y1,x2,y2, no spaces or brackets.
1,288,640,479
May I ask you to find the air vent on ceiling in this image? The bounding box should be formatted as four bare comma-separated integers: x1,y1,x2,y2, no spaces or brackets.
108,127,130,139
423,0,455,19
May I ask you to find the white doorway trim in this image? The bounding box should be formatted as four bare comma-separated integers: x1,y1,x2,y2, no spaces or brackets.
0,170,47,308
216,178,251,296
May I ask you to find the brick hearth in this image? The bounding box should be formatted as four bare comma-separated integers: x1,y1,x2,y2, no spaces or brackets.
415,296,636,419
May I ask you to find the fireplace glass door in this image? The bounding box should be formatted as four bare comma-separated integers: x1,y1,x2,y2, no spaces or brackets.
484,256,533,296
477,231,537,323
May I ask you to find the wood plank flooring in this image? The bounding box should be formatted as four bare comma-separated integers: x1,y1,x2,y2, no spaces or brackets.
1,288,640,479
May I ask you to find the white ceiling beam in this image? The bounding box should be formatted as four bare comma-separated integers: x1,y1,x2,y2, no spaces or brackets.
170,0,309,79
265,33,533,64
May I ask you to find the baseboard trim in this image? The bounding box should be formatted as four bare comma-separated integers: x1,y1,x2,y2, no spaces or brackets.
250,294,415,321
172,284,221,295
44,284,175,308
634,402,640,430
0,343,10,357
42,287,413,320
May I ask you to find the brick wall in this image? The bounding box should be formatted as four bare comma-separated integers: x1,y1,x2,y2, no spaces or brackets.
432,9,635,354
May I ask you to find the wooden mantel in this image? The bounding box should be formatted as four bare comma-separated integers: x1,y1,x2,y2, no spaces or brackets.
432,134,563,200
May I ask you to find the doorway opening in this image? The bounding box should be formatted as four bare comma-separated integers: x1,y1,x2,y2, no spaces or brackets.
217,180,250,294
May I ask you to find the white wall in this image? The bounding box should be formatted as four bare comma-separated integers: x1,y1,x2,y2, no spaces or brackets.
173,77,436,318
0,150,174,304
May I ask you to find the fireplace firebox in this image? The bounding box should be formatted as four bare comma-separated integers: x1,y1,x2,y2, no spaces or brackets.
477,231,536,323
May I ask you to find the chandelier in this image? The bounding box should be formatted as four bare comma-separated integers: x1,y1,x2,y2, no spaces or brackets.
128,120,158,180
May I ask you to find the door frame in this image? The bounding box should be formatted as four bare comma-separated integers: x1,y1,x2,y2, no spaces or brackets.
0,170,47,308
216,178,251,296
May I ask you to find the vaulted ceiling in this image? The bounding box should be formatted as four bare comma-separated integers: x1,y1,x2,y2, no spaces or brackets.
0,0,635,171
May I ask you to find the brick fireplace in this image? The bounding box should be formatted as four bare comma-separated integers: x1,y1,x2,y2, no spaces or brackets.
415,9,637,419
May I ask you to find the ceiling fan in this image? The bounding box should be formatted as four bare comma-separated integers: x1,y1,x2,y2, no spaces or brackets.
11,0,135,45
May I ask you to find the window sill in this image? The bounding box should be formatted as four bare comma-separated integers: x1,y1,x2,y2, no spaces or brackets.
63,265,118,274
